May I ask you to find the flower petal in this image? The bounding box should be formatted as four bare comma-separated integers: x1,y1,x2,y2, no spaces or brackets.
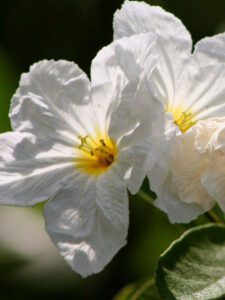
91,32,157,90
201,119,225,211
91,41,125,120
113,1,192,104
92,33,165,196
10,60,91,143
120,141,151,195
202,167,225,212
113,1,191,43
154,178,206,223
108,33,161,141
44,170,128,277
113,109,168,196
91,33,158,133
170,130,213,210
113,33,157,81
183,33,225,120
148,116,177,194
0,132,75,205
152,124,215,223
108,76,165,195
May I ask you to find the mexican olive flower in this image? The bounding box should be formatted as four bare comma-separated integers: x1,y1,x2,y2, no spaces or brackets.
114,1,225,222
0,33,164,276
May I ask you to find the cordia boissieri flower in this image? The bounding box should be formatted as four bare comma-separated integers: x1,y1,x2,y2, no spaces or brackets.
114,1,225,222
0,33,164,276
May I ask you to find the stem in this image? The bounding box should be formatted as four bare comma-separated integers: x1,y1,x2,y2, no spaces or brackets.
205,210,223,224
137,190,154,206
130,278,155,300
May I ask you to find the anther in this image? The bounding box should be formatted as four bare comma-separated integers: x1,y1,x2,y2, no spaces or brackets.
78,135,95,155
78,135,88,148
75,133,117,174
100,139,106,147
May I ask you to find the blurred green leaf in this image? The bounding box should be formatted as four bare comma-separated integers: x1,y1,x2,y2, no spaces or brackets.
0,247,28,275
0,48,17,132
113,278,160,300
156,224,225,300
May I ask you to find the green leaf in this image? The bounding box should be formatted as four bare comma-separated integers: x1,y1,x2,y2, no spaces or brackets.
113,278,160,300
0,247,28,275
0,48,17,133
156,224,225,300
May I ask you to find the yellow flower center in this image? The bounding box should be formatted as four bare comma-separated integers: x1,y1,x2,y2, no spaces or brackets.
75,134,117,175
167,105,196,133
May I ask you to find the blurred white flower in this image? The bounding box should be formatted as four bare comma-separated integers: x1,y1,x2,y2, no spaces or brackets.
114,1,225,222
0,33,164,276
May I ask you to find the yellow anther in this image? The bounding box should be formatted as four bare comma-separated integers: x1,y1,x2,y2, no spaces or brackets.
174,111,196,133
166,105,196,133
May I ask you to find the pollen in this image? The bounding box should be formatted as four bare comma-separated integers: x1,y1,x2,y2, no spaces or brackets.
75,133,117,175
167,105,196,133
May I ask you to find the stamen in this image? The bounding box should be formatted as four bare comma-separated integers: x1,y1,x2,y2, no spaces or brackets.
99,139,106,146
78,136,94,155
76,134,117,175
174,111,196,133
166,106,196,133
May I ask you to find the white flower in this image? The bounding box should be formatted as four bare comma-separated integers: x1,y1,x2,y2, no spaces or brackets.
114,1,225,222
200,118,225,212
0,33,164,276
156,117,225,223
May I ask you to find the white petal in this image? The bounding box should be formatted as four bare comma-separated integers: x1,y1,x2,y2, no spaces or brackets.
151,123,215,223
114,1,191,43
108,60,166,194
44,170,128,277
10,60,92,143
202,168,225,212
109,67,162,142
91,42,125,120
108,79,140,141
200,119,225,211
171,130,213,209
0,132,75,206
109,34,159,136
148,116,176,194
113,1,192,104
104,33,162,144
96,169,129,227
91,45,122,91
194,118,225,153
91,32,157,89
91,33,158,132
115,110,165,195
121,141,150,195
113,33,157,81
154,178,206,223
183,33,225,120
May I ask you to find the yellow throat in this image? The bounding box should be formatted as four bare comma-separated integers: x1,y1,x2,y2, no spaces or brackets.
75,133,117,176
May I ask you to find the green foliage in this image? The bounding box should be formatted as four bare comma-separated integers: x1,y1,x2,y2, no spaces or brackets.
0,49,17,133
156,224,225,300
0,247,27,276
113,278,160,300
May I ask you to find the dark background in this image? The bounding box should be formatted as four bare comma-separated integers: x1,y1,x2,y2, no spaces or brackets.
0,0,224,299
